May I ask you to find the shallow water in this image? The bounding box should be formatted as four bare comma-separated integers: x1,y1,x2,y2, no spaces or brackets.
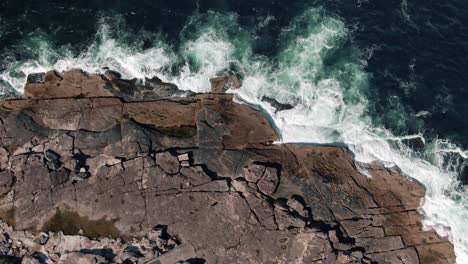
1,0,468,262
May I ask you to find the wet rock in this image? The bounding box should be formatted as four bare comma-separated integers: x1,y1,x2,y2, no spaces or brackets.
102,69,122,81
460,160,468,185
26,73,45,84
209,73,241,93
401,136,425,152
261,96,294,112
144,76,181,98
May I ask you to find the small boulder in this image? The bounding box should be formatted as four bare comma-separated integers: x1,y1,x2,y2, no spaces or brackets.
177,153,189,162
178,153,190,167
401,136,425,152
26,73,45,83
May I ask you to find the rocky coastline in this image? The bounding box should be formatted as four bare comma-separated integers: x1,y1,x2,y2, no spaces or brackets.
0,69,456,263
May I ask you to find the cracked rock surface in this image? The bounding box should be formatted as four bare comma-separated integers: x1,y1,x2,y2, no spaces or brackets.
0,70,456,263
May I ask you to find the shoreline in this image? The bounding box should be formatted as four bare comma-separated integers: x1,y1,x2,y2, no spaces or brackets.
0,69,456,263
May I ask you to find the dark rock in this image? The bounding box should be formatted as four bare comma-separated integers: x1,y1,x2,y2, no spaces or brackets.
0,81,20,100
102,69,122,81
26,72,45,83
401,136,425,152
44,149,62,171
144,76,181,97
261,96,294,112
460,160,468,185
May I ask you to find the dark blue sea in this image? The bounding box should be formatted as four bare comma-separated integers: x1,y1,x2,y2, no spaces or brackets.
0,0,467,261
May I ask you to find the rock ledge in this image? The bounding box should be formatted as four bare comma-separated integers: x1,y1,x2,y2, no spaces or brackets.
0,70,456,263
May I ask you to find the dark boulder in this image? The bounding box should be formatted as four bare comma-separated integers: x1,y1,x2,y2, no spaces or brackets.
401,136,425,152
261,96,294,112
26,72,45,83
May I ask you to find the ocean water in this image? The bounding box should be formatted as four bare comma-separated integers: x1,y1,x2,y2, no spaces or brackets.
1,0,468,261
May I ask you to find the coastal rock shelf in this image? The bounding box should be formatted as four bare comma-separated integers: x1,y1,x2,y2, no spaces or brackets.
0,70,455,263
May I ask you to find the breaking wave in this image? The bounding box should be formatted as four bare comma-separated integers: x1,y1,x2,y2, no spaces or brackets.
1,8,467,262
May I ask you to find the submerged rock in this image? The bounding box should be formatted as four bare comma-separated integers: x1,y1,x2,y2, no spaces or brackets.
401,136,425,152
261,96,294,112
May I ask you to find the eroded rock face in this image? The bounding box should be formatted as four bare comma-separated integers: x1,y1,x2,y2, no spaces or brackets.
0,70,456,263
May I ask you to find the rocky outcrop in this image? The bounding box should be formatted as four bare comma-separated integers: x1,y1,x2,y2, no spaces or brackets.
23,69,189,101
0,70,456,263
209,73,241,93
